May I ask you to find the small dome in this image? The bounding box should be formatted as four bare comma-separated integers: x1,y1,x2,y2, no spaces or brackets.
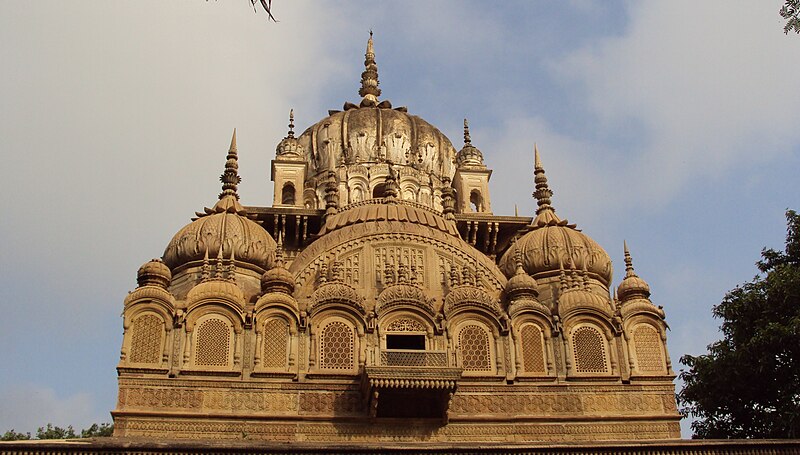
455,119,485,168
137,258,172,288
186,279,245,310
558,274,613,319
617,242,651,302
163,130,276,271
261,243,295,295
505,249,538,299
275,109,304,161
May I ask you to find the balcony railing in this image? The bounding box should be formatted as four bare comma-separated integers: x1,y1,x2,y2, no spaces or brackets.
380,349,448,367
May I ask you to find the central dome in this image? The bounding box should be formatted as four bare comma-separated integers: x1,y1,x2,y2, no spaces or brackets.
293,34,457,212
298,106,457,182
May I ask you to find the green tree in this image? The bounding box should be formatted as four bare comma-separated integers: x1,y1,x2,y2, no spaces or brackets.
80,423,113,438
678,210,800,438
36,424,77,439
1,430,31,441
781,0,800,34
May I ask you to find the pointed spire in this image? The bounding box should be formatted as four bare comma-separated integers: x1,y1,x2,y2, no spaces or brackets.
201,248,211,281
359,31,381,106
463,118,472,146
287,109,295,139
623,240,637,278
275,231,285,268
530,144,566,227
533,144,553,214
219,129,242,201
617,240,651,301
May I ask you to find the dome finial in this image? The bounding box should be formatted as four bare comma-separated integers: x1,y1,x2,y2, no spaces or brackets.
529,144,566,227
623,240,636,278
219,129,242,201
359,31,381,106
532,144,553,214
275,231,285,268
463,118,472,146
288,109,295,139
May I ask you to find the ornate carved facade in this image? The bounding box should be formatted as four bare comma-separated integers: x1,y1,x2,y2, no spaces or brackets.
112,34,681,442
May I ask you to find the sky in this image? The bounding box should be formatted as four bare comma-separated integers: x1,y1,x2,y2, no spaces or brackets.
0,1,798,439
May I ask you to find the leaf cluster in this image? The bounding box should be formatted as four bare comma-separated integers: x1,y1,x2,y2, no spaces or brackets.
781,0,800,34
678,211,800,438
1,423,114,441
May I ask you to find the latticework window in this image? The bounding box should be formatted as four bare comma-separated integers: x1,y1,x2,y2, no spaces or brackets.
129,313,163,364
520,324,545,373
634,325,664,373
319,320,354,370
458,324,492,372
386,318,425,332
195,317,231,367
572,325,608,373
262,318,289,369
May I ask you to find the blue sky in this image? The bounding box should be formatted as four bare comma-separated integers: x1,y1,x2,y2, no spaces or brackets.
0,1,798,438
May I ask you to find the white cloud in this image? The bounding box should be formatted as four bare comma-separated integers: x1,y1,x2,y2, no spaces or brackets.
550,0,800,206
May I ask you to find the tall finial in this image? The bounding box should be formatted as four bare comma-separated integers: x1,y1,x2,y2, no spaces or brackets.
219,129,242,200
463,119,472,146
359,31,381,106
275,231,285,268
287,109,295,139
623,240,636,277
532,143,554,215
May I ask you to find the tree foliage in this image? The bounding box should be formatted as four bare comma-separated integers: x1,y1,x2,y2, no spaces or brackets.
1,430,31,441
1,423,113,441
781,0,800,34
678,210,800,438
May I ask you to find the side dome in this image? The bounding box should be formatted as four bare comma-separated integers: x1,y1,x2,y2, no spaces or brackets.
500,147,612,287
163,131,276,271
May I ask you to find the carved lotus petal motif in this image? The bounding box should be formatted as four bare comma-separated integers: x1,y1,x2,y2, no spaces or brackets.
376,284,435,318
443,285,501,318
309,282,366,315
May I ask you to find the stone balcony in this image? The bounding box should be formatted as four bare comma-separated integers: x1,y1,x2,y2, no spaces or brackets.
363,349,462,421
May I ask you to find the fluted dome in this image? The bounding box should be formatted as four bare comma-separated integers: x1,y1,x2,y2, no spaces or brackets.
137,258,172,288
558,273,614,319
500,147,612,287
163,130,276,271
296,33,458,206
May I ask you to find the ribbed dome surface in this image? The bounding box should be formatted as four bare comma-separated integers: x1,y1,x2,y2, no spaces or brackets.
163,209,275,271
318,199,459,238
501,225,612,287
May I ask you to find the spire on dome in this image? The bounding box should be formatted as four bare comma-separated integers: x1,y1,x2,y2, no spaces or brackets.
358,31,381,107
287,109,295,139
531,144,569,228
617,241,651,301
456,118,485,167
623,240,635,277
219,129,242,201
201,129,248,215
